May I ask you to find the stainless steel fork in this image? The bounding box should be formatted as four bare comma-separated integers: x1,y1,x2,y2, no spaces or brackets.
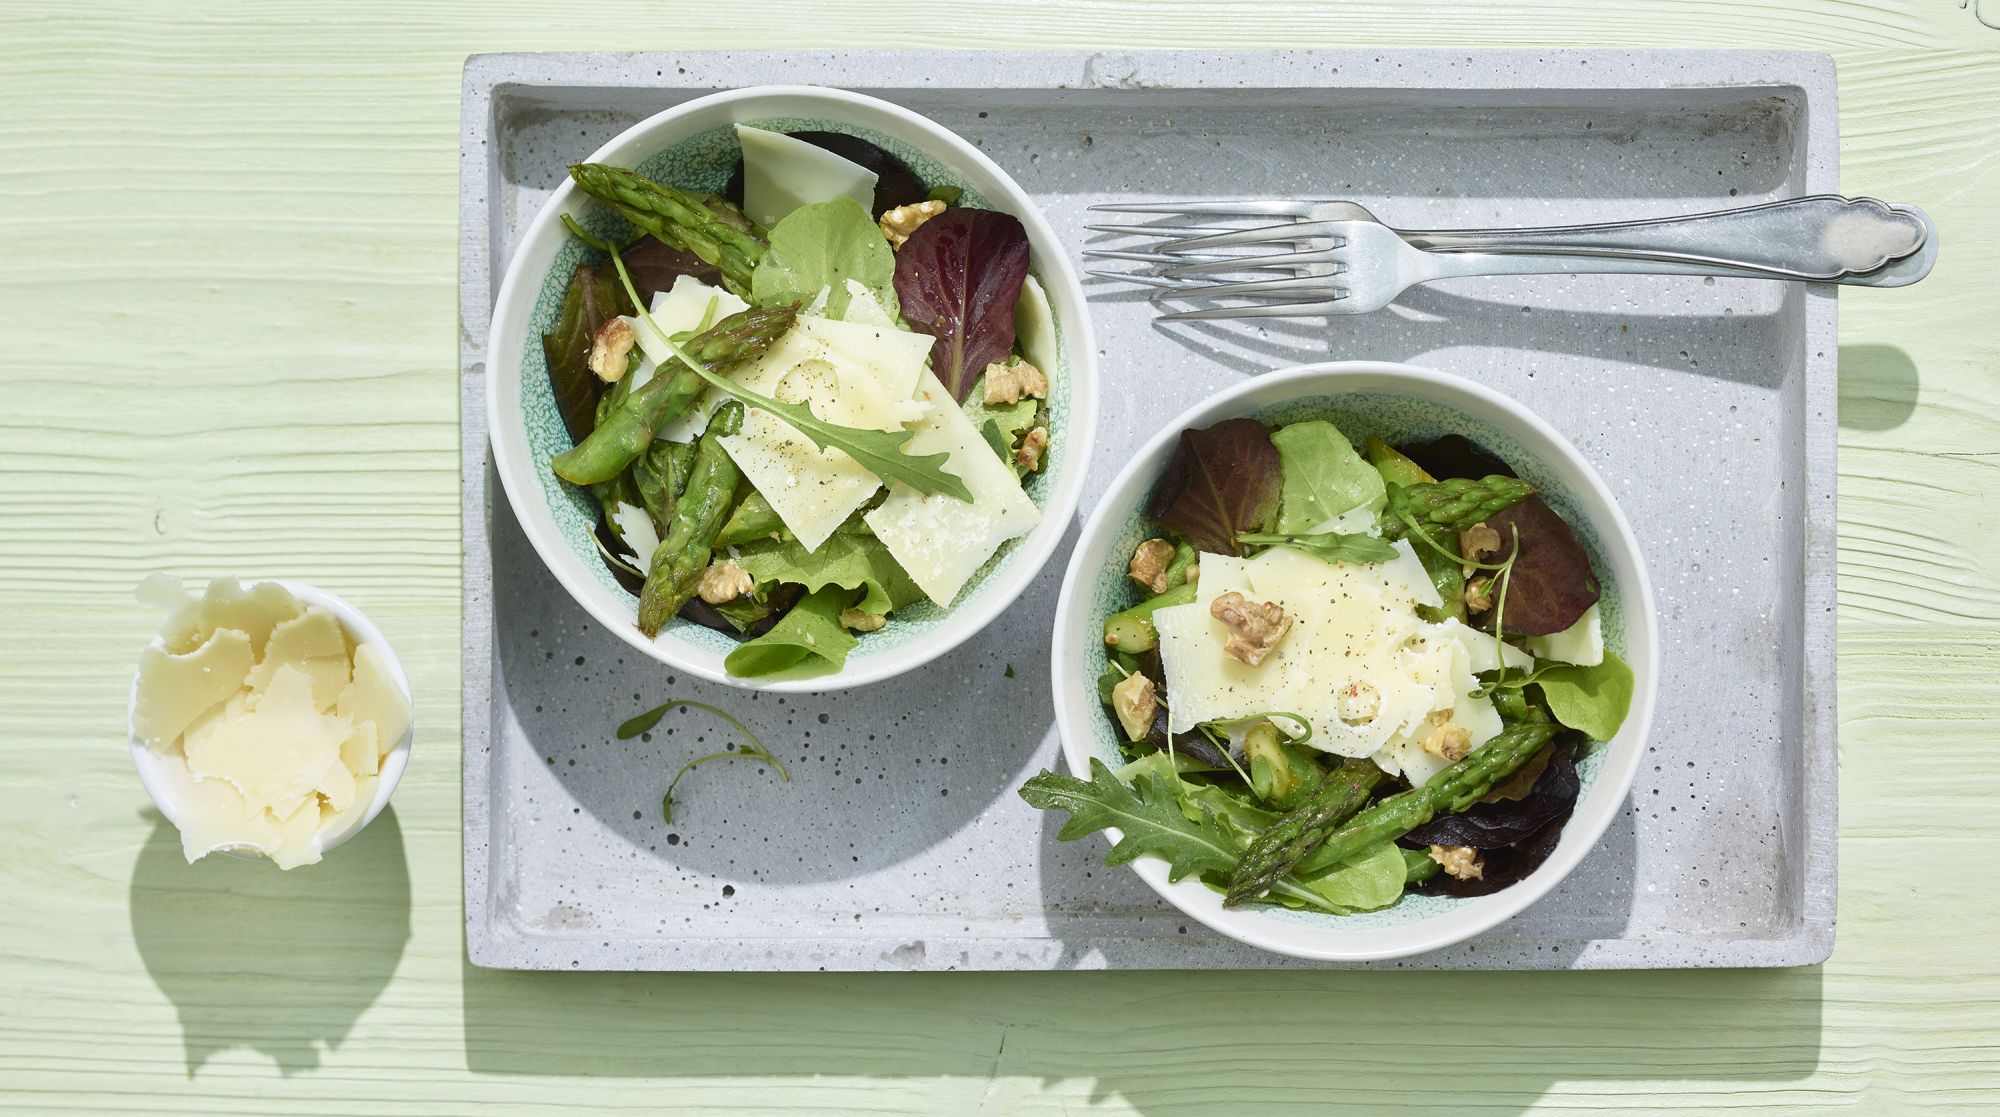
1085,196,1937,319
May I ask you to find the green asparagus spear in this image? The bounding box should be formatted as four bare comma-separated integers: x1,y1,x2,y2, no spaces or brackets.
631,439,697,535
1365,438,1465,617
1225,721,1562,906
637,402,746,637
1222,759,1384,907
1380,476,1536,541
1161,540,1199,594
714,490,786,548
568,163,765,296
551,304,796,486
1103,581,1199,654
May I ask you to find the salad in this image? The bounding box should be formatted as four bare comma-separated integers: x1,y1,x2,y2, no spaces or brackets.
540,126,1055,678
1022,416,1634,915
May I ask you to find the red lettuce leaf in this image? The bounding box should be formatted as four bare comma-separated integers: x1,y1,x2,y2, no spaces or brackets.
1414,806,1574,898
1401,737,1581,849
1147,419,1282,556
1479,497,1601,636
624,235,722,301
540,263,628,446
893,208,1031,403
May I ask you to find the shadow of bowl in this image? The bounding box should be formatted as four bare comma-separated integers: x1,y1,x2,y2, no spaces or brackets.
129,807,411,1075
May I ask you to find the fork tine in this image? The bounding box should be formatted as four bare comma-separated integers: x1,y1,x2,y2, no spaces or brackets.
1165,220,1345,253
1157,297,1347,321
1151,274,1345,301
1160,248,1341,278
1091,200,1316,217
1082,247,1238,267
1085,268,1189,289
1082,222,1237,239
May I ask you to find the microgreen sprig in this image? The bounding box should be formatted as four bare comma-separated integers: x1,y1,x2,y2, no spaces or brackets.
617,698,791,823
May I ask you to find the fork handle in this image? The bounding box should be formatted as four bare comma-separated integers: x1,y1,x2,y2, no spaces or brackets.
1404,195,1927,281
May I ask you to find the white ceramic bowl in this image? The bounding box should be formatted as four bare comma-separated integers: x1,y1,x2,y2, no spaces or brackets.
1051,362,1658,961
129,580,413,863
486,86,1098,691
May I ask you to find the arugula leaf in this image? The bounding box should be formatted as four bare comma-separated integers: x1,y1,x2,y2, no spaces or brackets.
750,197,896,318
1055,753,1408,916
663,335,974,503
1019,759,1239,883
1147,418,1282,556
1270,420,1387,532
613,698,790,822
1236,530,1397,566
1535,650,1634,740
732,532,923,616
1114,752,1281,835
894,208,1031,402
723,586,858,678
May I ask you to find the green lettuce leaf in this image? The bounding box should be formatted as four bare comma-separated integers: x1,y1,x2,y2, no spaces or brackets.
1279,841,1407,913
1271,420,1387,532
731,532,923,616
1536,650,1634,740
964,388,1039,463
750,197,896,318
1019,759,1239,883
723,587,857,678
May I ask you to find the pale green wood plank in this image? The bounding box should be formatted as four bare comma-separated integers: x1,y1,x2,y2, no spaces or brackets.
1,2,1997,1113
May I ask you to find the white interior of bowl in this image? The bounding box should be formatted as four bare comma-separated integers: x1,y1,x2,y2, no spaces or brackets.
127,579,414,863
486,86,1097,692
1050,362,1658,961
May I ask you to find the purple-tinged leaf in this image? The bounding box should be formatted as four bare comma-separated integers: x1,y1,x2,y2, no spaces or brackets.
893,208,1031,403
1414,806,1574,898
1401,737,1581,849
1147,418,1282,556
1482,497,1601,636
624,236,722,302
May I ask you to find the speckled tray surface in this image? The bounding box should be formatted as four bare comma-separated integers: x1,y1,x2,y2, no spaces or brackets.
459,49,1837,970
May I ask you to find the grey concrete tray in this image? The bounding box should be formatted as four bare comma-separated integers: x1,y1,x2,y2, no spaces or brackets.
460,49,1837,970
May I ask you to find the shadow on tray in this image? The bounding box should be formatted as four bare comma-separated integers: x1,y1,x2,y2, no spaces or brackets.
129,808,411,1075
488,490,1073,887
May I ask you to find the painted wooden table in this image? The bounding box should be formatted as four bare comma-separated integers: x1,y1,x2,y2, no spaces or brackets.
4,4,1996,1113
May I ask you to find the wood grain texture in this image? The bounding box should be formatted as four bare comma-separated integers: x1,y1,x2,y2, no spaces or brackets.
2,2,1997,1113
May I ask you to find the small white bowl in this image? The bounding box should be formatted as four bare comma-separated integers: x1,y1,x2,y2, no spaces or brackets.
128,580,413,864
1050,361,1659,961
486,86,1099,691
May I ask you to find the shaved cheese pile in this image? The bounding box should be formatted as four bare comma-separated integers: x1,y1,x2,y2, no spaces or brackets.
660,276,1040,603
132,577,411,869
1153,545,1530,787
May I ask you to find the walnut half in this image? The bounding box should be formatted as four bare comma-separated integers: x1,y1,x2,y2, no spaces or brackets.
1209,591,1291,667
880,199,947,248
1421,712,1473,762
696,560,753,604
1127,538,1175,594
839,608,887,633
982,358,1049,405
1429,844,1484,881
1460,520,1502,577
1110,672,1156,742
588,317,638,383
1015,427,1049,472
1464,575,1494,614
